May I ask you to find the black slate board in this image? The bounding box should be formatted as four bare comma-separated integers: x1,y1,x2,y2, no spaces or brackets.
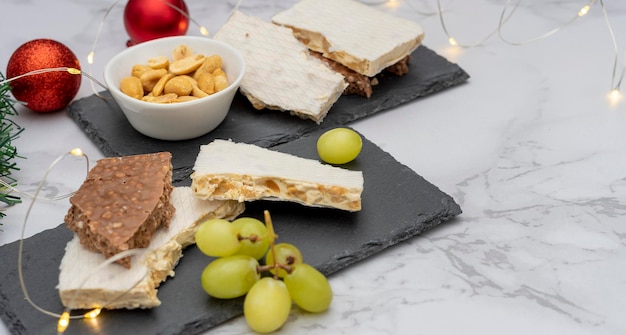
0,44,467,334
0,129,461,335
66,45,469,185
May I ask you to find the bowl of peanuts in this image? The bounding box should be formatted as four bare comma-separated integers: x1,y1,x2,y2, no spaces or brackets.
104,36,245,141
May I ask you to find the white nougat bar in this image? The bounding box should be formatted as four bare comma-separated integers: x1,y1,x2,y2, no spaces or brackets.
272,0,425,77
191,140,363,212
214,10,347,123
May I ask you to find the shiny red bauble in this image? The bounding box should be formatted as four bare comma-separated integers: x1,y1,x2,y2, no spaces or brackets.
6,39,81,113
124,0,190,46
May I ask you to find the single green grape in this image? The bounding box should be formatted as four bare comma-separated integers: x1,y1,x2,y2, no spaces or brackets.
244,277,292,333
265,243,303,278
200,254,260,299
316,127,362,164
284,263,333,313
232,217,270,260
195,219,240,257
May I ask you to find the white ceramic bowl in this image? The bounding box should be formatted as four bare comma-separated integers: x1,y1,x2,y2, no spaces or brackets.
104,36,245,141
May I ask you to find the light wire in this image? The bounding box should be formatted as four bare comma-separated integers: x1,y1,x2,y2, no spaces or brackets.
405,0,623,96
13,148,151,334
498,0,597,46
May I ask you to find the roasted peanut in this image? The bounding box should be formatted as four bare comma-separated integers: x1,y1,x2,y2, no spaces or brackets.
215,75,228,92
178,75,198,87
172,45,193,61
142,93,178,103
140,68,168,82
164,76,193,96
140,68,168,92
196,72,215,95
175,95,200,103
213,68,229,92
212,68,226,77
169,54,205,75
131,64,151,78
194,55,223,79
120,76,144,100
147,56,169,69
192,84,209,98
151,73,175,96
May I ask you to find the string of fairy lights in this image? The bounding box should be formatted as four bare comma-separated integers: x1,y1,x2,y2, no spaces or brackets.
1,0,624,333
2,148,153,334
398,0,624,100
0,0,623,100
6,149,100,334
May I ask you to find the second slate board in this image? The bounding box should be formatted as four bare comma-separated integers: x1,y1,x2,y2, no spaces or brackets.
66,45,469,184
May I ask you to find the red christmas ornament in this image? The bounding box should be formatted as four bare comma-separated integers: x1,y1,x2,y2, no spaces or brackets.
6,39,81,113
124,0,190,46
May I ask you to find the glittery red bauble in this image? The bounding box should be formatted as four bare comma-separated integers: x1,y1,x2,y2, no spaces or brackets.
6,39,81,113
124,0,190,46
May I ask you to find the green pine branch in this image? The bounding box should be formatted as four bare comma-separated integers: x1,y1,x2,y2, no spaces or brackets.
0,72,23,223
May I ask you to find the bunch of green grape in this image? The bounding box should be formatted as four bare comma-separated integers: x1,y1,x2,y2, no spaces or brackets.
195,211,333,333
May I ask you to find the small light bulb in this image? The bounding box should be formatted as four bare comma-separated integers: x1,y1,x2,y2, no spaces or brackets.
578,5,590,17
84,308,101,319
386,0,399,9
448,37,458,46
87,51,95,65
70,148,84,157
199,26,209,36
67,68,81,75
57,311,70,333
608,89,623,106
609,89,622,100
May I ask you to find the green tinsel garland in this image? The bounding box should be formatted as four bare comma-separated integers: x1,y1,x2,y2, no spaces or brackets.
0,72,23,222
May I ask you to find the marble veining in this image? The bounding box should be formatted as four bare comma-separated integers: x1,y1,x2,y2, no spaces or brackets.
1,0,626,334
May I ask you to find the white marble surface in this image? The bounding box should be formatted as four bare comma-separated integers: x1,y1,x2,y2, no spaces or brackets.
1,0,626,334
